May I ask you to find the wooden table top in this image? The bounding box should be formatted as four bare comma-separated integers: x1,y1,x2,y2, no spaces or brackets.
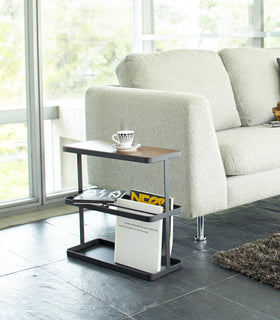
63,140,181,163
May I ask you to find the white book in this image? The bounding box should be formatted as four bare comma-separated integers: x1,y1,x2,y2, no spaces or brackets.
114,198,163,274
130,189,174,254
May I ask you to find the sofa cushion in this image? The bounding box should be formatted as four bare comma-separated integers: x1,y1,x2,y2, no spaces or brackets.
217,125,280,176
116,49,241,131
219,48,280,126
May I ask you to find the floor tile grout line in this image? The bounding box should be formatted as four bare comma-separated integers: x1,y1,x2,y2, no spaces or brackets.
203,273,240,287
2,245,34,264
192,273,240,292
65,280,131,318
204,287,280,320
0,264,48,278
128,274,242,318
43,220,80,238
35,258,67,268
42,263,131,319
130,287,206,318
0,257,68,278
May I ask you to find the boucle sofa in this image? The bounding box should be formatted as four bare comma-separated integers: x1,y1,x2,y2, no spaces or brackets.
85,47,280,239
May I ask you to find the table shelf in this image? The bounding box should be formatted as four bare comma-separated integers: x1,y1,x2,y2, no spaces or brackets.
65,194,181,222
67,238,182,281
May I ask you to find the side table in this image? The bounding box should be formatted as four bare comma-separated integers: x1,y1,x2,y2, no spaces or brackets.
63,140,182,280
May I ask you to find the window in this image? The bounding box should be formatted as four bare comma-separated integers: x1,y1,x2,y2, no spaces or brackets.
0,0,132,215
40,0,132,195
0,0,279,216
0,0,30,204
152,0,249,50
264,0,280,47
138,0,280,53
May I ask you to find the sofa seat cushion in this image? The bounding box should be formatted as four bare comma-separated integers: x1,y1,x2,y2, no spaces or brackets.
219,48,280,126
116,49,241,131
217,125,280,176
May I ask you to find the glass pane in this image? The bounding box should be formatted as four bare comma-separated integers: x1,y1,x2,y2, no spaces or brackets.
154,38,248,52
0,124,29,201
0,1,26,109
264,37,280,48
264,0,280,32
264,0,280,47
41,0,132,194
154,0,249,36
0,0,29,202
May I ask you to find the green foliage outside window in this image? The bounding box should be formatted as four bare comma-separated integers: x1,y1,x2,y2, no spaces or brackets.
41,0,132,101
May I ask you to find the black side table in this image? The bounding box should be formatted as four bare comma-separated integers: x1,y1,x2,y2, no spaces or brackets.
63,140,182,280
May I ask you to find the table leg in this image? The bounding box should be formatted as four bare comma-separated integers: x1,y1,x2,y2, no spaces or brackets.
77,154,85,244
163,160,171,268
79,207,85,244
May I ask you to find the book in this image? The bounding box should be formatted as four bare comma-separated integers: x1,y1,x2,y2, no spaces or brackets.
263,121,280,128
114,198,163,273
73,188,126,204
130,189,174,254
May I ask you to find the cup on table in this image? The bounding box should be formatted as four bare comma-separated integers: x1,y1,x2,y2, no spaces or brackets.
112,130,135,148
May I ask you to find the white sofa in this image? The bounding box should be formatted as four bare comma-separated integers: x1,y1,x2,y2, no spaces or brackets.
85,48,280,239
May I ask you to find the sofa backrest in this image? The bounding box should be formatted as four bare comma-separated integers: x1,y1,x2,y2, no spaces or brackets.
116,49,241,131
219,48,280,126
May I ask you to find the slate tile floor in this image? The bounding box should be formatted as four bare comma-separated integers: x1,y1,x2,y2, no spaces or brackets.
1,197,280,319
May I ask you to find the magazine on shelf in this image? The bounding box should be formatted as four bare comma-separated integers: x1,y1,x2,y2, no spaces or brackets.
114,198,163,274
130,189,174,253
73,188,126,204
130,189,174,210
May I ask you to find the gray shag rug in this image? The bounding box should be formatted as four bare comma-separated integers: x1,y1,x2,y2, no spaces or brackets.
212,233,280,289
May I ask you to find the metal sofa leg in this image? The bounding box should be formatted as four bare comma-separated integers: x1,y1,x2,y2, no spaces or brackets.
194,216,206,241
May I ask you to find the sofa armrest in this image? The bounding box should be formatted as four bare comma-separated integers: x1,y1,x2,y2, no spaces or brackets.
85,86,227,218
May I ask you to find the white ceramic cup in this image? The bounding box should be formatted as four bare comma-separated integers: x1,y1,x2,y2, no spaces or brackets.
112,130,135,148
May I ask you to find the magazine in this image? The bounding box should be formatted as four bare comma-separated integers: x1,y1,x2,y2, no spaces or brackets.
130,189,174,211
73,188,126,204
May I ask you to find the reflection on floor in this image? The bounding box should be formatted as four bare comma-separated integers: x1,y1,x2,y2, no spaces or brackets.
1,197,280,320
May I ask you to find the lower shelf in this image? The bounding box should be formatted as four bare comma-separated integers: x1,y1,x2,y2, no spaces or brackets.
67,238,182,281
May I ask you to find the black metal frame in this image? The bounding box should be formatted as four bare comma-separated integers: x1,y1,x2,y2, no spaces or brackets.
64,141,182,280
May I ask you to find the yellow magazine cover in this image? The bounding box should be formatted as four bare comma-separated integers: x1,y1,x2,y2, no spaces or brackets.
130,189,174,211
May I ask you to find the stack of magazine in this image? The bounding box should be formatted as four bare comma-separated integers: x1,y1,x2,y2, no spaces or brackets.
114,189,174,274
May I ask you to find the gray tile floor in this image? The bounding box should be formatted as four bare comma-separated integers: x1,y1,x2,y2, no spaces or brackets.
1,197,280,319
